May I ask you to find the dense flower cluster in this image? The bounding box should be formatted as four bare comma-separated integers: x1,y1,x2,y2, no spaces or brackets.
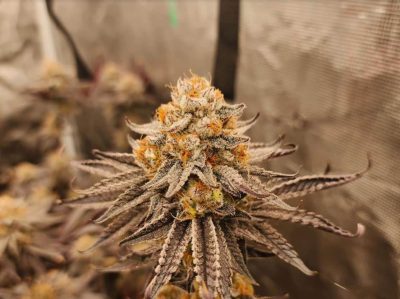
67,74,367,298
0,153,108,299
0,192,64,287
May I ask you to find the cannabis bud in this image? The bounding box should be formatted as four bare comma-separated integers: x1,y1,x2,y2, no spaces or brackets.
66,74,367,298
0,194,65,286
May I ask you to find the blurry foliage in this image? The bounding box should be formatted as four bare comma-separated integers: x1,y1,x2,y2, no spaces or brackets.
9,270,105,299
0,59,160,298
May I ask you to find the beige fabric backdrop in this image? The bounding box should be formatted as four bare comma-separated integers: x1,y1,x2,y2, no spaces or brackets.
0,1,398,298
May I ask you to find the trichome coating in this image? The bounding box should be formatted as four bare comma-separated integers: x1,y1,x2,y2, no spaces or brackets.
66,74,367,298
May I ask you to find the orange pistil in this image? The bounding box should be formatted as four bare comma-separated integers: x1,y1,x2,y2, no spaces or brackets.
156,284,190,299
231,273,254,297
181,150,192,165
214,88,224,101
188,88,200,98
134,138,160,172
207,154,219,166
232,144,249,165
189,75,209,89
156,104,168,124
224,116,237,129
207,119,223,135
192,180,208,193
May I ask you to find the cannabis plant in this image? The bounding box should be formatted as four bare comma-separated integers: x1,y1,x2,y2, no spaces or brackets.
0,152,102,288
96,63,145,104
6,270,105,299
0,194,65,286
66,75,367,298
27,60,83,110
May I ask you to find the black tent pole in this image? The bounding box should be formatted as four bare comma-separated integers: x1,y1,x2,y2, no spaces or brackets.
212,0,240,102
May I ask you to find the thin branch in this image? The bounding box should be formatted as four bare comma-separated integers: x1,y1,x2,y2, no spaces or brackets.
45,0,93,80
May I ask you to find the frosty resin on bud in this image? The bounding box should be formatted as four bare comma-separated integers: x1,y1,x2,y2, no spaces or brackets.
66,74,368,298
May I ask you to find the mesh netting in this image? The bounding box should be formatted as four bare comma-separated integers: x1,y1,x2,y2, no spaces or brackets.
237,1,399,298
240,0,400,248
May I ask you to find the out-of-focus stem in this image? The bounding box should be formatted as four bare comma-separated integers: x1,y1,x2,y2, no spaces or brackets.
35,0,79,158
35,0,57,61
